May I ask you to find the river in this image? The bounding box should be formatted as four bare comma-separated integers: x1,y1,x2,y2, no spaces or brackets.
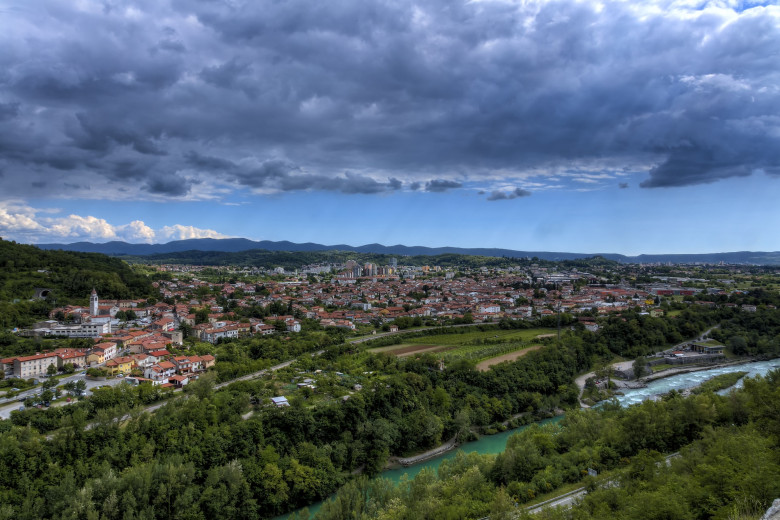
275,416,563,519
277,358,780,519
612,358,780,407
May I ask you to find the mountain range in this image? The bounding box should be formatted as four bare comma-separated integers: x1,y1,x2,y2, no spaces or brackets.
34,238,780,265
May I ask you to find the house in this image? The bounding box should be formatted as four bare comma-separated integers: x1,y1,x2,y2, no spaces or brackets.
143,365,170,385
150,318,175,332
87,351,106,365
144,361,176,385
55,349,87,369
168,374,189,388
104,356,135,375
91,342,118,361
286,319,301,333
202,325,239,344
131,353,154,368
148,350,171,362
254,324,276,336
188,356,203,372
1,357,15,377
172,356,193,374
200,354,216,369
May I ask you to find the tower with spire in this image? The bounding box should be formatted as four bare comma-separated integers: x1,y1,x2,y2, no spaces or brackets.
90,288,99,317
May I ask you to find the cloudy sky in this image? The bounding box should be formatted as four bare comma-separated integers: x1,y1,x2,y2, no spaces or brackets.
1,0,778,255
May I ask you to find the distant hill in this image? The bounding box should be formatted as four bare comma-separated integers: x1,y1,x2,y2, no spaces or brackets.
35,238,780,265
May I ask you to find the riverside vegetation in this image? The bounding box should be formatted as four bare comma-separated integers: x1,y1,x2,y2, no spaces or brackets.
312,369,780,520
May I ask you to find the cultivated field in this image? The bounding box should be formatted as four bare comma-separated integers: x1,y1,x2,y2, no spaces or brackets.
367,328,556,365
475,345,544,371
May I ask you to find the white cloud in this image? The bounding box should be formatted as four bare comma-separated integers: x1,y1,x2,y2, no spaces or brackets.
0,202,229,244
0,201,45,235
118,220,157,243
158,224,230,241
49,215,118,239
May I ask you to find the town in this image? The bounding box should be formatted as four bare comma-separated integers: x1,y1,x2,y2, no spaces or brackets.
3,256,772,391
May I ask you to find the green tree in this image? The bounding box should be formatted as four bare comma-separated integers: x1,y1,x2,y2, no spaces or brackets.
633,357,648,379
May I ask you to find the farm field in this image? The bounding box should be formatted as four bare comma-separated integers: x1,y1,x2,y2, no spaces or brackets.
475,345,544,372
367,327,556,365
379,328,555,346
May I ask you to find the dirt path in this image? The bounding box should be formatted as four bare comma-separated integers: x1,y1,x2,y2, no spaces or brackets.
476,345,543,372
575,372,594,408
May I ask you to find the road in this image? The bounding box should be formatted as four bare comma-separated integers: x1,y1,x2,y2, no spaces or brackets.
526,452,680,515
0,374,128,420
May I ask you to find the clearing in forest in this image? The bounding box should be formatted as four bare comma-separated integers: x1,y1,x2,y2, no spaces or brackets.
475,345,544,372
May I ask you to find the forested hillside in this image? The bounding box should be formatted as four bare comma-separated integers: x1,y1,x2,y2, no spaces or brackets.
123,249,528,269
314,370,780,520
0,239,152,301
0,239,153,327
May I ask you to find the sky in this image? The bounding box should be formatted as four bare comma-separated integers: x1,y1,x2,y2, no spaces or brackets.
0,0,778,255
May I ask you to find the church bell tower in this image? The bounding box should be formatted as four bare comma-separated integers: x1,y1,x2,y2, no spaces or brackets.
90,288,99,316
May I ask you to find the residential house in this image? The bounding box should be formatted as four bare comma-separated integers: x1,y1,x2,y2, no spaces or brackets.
55,348,87,369
172,356,193,374
91,342,118,361
105,356,135,375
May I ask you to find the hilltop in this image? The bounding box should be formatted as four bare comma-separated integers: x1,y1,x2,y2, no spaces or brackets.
36,238,780,265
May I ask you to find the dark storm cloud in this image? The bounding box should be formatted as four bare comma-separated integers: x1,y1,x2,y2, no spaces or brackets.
143,175,193,196
0,102,20,121
277,172,402,194
487,188,532,201
618,183,629,189
199,59,252,89
425,179,462,192
185,151,238,171
0,0,778,201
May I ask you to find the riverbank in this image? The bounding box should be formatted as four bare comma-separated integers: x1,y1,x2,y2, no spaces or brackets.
385,411,562,470
390,436,459,467
639,357,758,384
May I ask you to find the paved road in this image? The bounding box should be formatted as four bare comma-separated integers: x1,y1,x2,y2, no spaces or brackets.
526,452,680,515
0,375,128,420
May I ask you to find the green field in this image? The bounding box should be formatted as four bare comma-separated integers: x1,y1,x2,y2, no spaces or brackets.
368,328,556,364
387,328,555,346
